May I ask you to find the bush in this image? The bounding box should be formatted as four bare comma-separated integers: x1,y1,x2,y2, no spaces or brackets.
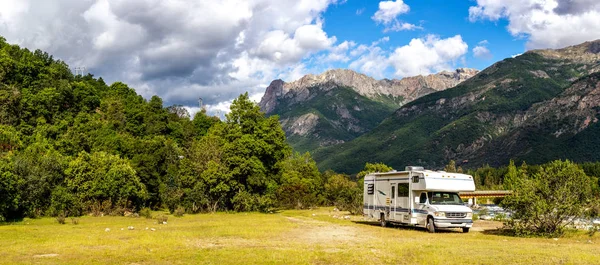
56,213,66,224
325,174,362,215
502,160,594,237
49,186,82,218
70,217,79,225
174,206,185,217
155,215,168,224
139,207,152,219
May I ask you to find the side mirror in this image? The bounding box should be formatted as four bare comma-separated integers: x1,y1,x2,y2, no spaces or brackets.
414,197,420,204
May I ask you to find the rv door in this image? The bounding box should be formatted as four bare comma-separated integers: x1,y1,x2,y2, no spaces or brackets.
416,192,428,226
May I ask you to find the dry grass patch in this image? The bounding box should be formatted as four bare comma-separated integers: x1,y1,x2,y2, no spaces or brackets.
0,208,598,265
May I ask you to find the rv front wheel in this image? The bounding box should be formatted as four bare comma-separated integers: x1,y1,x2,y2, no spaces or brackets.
462,227,470,233
427,217,436,233
380,214,387,227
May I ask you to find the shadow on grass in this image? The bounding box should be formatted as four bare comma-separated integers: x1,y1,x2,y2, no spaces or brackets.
352,221,464,233
480,228,510,236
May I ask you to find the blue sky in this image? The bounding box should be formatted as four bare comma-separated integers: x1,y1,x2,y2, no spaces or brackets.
316,0,525,76
1,0,599,115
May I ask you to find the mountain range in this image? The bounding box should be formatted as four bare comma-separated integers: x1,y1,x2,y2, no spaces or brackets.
259,68,478,152
260,40,600,174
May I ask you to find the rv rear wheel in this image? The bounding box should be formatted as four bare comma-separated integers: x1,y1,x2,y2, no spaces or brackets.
462,227,470,233
427,217,436,233
380,214,387,227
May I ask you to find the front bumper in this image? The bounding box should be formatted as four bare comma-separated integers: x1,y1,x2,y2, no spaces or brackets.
434,218,473,228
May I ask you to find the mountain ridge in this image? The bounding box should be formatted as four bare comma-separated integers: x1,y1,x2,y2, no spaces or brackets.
314,39,600,174
259,68,479,152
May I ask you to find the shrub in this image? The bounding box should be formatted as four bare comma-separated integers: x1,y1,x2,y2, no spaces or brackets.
56,213,66,224
325,174,362,215
139,207,152,219
49,186,82,218
70,217,79,225
174,206,185,217
155,215,168,224
502,160,594,237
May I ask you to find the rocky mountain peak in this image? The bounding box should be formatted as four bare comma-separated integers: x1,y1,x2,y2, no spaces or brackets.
530,39,600,63
259,68,479,114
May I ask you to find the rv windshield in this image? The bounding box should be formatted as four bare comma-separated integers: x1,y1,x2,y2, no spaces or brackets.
427,192,463,205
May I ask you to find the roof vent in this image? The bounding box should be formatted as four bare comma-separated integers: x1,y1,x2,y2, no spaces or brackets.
405,166,425,171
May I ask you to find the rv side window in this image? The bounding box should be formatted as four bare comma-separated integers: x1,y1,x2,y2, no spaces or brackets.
391,186,395,199
412,175,419,183
419,193,427,204
367,184,374,195
398,183,409,197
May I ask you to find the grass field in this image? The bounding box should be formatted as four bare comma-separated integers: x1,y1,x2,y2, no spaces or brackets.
0,208,598,265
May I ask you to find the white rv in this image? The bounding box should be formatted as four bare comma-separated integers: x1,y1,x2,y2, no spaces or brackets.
363,166,475,233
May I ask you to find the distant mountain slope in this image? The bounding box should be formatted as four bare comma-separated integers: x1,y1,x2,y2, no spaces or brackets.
314,40,600,174
259,68,478,152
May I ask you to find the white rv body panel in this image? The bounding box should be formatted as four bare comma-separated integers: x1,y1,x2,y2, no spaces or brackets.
363,169,475,231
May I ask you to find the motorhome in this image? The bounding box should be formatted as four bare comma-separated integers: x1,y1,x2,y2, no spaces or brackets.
363,166,476,233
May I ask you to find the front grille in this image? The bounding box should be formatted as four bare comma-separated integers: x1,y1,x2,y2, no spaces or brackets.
446,212,467,218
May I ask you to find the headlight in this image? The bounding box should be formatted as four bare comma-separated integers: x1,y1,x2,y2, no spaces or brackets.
466,212,473,218
434,212,445,217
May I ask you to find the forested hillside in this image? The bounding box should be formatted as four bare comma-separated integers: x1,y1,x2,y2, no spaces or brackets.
0,37,358,221
315,40,600,174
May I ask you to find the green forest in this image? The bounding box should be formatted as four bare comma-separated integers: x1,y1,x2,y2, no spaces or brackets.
0,37,366,221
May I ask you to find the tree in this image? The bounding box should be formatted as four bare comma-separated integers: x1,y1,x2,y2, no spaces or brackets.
65,151,148,210
357,162,393,179
444,160,457,173
504,160,518,190
325,174,362,214
502,160,594,237
12,141,67,217
216,93,291,212
276,152,323,209
0,125,21,153
0,156,20,221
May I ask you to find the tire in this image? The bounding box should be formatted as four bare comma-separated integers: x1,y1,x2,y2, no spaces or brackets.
462,227,470,233
427,217,436,233
380,214,387,227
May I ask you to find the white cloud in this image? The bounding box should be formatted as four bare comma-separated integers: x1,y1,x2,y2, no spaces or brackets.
348,46,389,78
473,46,492,60
347,37,392,78
356,8,365,15
347,35,468,78
372,0,410,24
388,35,468,77
372,0,419,32
469,0,600,49
0,0,343,112
473,40,493,60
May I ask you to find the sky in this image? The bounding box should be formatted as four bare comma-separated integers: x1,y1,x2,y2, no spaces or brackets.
1,0,600,116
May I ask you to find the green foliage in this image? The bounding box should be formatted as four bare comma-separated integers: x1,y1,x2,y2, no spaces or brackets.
502,160,595,237
174,206,185,217
444,160,457,173
324,174,362,215
65,151,147,210
503,160,519,190
276,152,323,209
0,157,19,221
356,162,393,179
139,207,153,219
49,185,82,217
